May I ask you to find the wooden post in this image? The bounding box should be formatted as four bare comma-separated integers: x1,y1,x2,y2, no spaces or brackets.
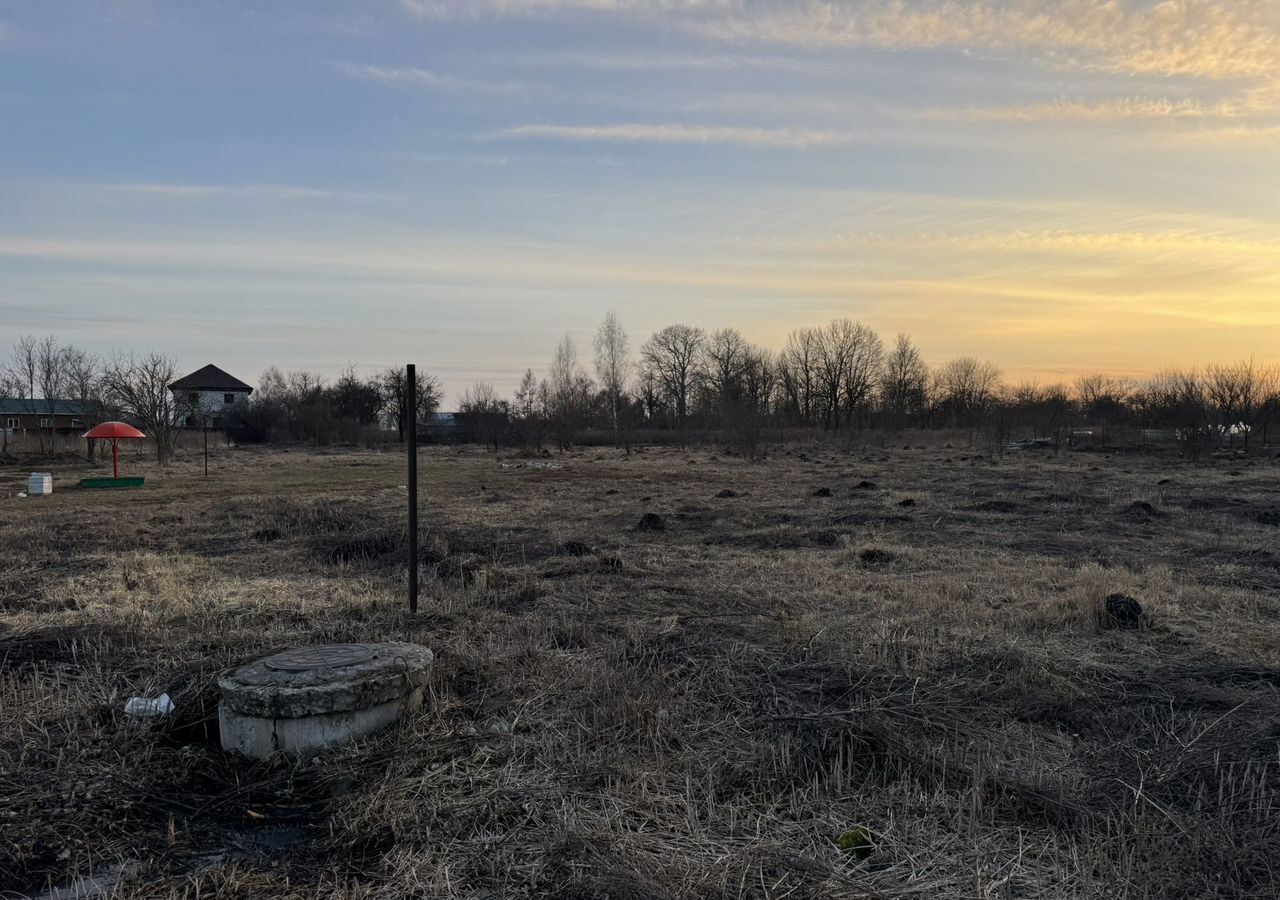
203,421,209,478
408,364,419,614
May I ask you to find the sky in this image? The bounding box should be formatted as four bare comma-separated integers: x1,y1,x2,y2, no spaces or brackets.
1,0,1278,402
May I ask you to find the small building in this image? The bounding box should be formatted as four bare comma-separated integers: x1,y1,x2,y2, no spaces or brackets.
0,398,86,434
419,411,459,443
169,364,254,427
1068,430,1096,450
1141,429,1182,447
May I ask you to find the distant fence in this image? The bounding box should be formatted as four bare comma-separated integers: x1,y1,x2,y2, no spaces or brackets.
0,430,219,461
6,422,1273,463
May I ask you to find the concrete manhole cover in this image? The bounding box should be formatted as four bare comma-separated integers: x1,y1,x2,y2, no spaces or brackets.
220,642,433,758
264,644,374,672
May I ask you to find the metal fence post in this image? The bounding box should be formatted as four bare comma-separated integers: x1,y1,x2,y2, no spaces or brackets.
408,364,419,613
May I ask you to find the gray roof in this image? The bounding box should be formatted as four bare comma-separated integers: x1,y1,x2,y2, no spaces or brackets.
0,398,85,416
169,364,254,393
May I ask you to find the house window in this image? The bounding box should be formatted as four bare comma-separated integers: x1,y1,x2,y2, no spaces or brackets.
4,418,16,429
224,393,235,404
40,418,53,428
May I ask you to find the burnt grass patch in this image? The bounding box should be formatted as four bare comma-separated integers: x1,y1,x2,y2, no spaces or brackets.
832,511,912,527
0,624,132,671
1121,500,1167,521
856,548,897,568
967,499,1020,513
635,512,666,531
315,521,593,575
703,527,843,550
1256,509,1280,527
321,530,405,564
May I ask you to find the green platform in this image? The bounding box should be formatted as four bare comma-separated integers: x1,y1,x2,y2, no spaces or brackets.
80,477,146,489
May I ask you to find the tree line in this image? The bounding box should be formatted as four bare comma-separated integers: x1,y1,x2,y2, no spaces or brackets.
0,337,440,462
5,320,1279,461
455,315,1280,456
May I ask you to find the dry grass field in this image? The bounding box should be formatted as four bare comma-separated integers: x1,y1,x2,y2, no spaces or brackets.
2,443,1279,899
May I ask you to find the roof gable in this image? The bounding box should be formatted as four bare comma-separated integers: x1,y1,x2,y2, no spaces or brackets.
169,364,254,394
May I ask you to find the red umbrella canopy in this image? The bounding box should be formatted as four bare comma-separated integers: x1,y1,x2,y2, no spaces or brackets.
83,421,146,440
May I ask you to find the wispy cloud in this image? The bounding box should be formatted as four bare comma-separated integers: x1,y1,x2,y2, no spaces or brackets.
490,49,815,72
270,12,384,39
400,1,1280,81
912,96,1237,123
781,228,1280,263
337,62,533,94
5,225,1276,334
398,0,719,16
1163,123,1280,143
101,182,376,201
5,216,1278,385
487,122,842,147
698,1,1280,80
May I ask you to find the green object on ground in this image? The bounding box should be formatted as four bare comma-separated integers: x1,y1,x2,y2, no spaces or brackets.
80,477,146,489
835,826,877,861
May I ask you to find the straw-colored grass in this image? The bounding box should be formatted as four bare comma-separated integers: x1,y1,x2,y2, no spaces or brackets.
2,442,1278,898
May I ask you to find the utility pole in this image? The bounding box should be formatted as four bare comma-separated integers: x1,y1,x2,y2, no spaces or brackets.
407,364,419,613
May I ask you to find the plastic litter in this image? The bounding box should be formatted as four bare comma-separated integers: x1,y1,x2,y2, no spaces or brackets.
124,693,174,717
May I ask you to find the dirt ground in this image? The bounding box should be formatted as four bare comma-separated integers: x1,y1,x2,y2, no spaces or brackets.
2,442,1278,899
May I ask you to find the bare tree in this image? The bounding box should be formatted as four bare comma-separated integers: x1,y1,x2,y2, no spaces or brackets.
32,337,70,452
637,367,664,423
932,357,1003,427
458,382,509,449
381,366,443,441
62,347,101,416
62,346,103,459
546,334,595,450
814,318,882,430
778,327,819,426
880,333,929,429
1007,381,1072,447
733,344,777,457
0,366,21,454
7,335,40,401
1204,359,1278,451
702,327,751,421
1074,374,1132,427
0,368,21,398
640,324,706,430
380,367,408,440
1261,381,1280,447
1136,368,1211,458
514,369,540,420
593,311,631,434
741,346,778,418
101,352,182,465
512,368,546,448
840,323,884,428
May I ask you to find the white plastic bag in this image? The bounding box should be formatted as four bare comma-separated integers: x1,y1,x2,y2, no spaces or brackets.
124,693,174,717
